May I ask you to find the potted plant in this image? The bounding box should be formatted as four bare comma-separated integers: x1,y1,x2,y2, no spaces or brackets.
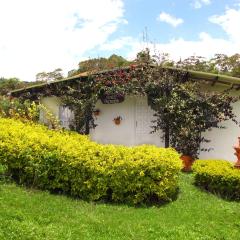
171,128,201,171
113,116,122,125
150,76,237,172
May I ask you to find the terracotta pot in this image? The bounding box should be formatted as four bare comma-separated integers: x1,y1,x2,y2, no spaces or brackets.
181,155,194,172
114,119,121,125
113,116,122,125
234,138,240,169
93,109,100,116
234,153,240,169
235,161,240,169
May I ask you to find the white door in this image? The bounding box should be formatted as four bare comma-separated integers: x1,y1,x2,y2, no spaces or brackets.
135,97,164,146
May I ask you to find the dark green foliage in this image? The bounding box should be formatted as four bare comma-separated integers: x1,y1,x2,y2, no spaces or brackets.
0,77,44,96
136,50,237,158
0,77,26,95
151,80,237,158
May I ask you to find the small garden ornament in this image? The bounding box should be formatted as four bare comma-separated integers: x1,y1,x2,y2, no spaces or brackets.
113,116,122,125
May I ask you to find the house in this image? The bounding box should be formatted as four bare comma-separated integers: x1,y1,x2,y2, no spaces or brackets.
11,66,240,161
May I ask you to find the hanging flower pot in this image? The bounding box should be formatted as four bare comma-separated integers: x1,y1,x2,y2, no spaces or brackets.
93,109,100,116
181,155,194,172
113,116,122,125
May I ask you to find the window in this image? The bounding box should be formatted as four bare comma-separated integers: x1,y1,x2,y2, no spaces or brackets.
59,106,74,129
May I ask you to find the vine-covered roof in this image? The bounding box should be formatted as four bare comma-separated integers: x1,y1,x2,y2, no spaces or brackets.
10,66,240,98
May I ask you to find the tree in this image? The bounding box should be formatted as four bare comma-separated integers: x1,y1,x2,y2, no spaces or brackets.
136,50,238,159
176,56,210,72
210,54,240,77
36,68,64,82
176,53,240,77
68,54,131,77
0,77,26,95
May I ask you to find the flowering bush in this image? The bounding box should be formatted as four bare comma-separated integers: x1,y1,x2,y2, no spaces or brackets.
0,118,182,204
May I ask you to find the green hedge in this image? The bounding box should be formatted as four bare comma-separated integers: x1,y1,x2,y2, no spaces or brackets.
0,118,182,204
193,160,240,200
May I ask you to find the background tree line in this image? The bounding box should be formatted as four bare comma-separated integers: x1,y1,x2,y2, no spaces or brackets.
0,52,240,95
67,53,240,78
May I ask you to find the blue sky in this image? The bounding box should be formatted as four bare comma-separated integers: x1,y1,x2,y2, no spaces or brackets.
0,0,239,81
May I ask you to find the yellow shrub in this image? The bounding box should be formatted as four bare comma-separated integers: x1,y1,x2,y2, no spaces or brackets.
0,118,182,204
193,160,240,200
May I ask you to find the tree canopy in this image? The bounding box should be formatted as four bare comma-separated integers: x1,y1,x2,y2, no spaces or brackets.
36,68,64,82
68,54,131,77
0,78,27,95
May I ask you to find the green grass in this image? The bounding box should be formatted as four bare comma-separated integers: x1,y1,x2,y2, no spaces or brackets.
0,174,240,240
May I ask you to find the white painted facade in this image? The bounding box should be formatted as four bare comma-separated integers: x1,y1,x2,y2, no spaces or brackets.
91,96,164,146
40,91,240,162
200,101,240,161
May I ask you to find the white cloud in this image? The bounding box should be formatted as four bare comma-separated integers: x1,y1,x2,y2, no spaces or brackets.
126,33,238,61
209,8,240,42
157,12,184,27
97,6,240,63
0,0,126,81
100,37,136,51
192,0,211,9
126,6,240,61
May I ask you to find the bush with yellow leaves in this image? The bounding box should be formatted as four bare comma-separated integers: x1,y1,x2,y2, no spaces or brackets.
193,160,240,200
0,118,182,204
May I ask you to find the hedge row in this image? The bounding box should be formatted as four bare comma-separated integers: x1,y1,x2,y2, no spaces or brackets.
0,118,182,204
193,160,240,200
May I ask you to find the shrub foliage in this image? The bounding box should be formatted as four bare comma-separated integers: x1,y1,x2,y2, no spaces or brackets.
0,118,181,204
0,96,39,122
193,160,240,200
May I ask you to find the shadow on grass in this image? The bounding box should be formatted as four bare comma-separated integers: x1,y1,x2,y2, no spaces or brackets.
47,186,181,209
193,183,240,202
0,175,180,209
0,162,182,208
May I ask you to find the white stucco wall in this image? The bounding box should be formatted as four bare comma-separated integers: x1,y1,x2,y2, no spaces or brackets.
198,84,240,161
199,104,239,162
90,96,164,146
39,96,61,124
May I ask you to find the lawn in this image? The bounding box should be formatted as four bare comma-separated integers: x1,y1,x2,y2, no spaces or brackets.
0,174,239,240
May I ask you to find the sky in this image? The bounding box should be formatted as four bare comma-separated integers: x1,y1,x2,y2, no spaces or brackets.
0,0,240,81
